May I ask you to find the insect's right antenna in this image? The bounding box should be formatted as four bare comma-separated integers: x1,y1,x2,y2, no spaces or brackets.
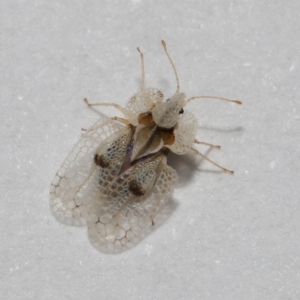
161,40,180,93
184,96,242,106
137,47,145,93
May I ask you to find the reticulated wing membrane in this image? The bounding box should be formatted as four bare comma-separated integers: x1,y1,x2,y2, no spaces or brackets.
168,111,197,154
50,118,133,226
125,88,164,125
87,150,178,253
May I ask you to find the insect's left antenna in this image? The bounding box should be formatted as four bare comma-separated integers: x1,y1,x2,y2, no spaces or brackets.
137,47,145,93
161,40,180,93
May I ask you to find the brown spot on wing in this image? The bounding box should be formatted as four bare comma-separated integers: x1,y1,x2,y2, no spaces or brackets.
128,180,145,196
94,154,110,168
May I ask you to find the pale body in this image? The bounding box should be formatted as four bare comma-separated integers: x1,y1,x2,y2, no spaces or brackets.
50,41,239,253
50,87,196,253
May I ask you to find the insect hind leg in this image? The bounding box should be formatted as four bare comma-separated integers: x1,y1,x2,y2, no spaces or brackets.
190,147,234,174
194,139,221,149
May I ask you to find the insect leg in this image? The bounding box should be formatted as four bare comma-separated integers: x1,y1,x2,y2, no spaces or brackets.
194,139,221,149
111,116,130,125
84,98,130,117
190,147,234,174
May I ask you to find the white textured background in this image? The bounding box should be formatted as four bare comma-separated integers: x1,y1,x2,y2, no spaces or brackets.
1,1,300,299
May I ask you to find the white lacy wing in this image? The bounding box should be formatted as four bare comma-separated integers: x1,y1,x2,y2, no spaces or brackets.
125,87,164,125
50,118,132,226
87,150,178,253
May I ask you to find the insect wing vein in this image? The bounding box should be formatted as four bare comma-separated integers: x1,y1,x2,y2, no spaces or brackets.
50,118,130,226
87,150,178,253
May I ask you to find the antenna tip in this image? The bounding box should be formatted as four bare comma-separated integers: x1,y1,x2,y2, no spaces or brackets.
161,40,166,47
235,100,242,105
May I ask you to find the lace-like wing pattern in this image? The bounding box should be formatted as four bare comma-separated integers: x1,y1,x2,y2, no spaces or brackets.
50,41,238,253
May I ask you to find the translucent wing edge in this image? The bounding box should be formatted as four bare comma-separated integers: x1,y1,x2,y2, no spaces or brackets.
87,158,178,253
49,117,124,226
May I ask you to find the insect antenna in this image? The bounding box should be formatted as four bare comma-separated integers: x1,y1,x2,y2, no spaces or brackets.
137,47,145,93
161,40,181,93
184,96,242,106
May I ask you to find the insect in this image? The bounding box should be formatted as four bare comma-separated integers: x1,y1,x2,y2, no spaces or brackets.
50,41,241,253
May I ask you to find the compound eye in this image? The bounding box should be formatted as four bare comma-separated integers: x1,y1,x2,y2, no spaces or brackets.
179,108,184,114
